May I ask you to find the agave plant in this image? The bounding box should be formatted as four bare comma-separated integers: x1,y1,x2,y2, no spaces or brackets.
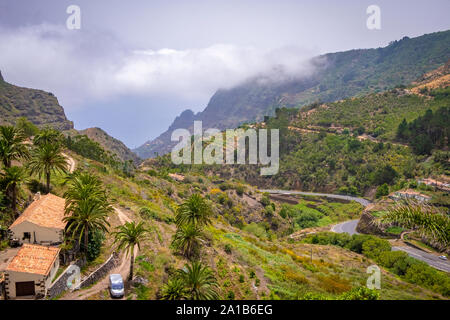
381,201,450,248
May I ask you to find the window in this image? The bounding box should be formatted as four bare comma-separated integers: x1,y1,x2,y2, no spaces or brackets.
23,232,31,240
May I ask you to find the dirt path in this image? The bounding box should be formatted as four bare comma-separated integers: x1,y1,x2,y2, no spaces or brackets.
61,207,137,300
62,152,76,173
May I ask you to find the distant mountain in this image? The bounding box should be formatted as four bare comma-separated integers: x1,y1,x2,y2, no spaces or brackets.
78,127,141,164
134,30,450,159
0,71,74,131
0,71,140,164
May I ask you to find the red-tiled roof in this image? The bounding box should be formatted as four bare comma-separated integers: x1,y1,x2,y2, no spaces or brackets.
6,244,60,276
10,193,67,230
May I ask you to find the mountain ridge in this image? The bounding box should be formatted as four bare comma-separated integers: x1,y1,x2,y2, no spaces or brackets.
134,30,450,159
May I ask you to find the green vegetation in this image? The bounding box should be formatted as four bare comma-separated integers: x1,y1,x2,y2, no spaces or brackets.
397,106,449,155
381,202,450,249
63,171,113,255
279,200,361,231
161,260,219,300
303,232,450,297
28,143,68,193
112,221,150,280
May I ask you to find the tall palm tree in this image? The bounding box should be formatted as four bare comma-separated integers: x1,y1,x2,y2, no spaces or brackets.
0,125,30,168
176,194,212,227
28,143,68,193
33,127,64,147
112,221,149,280
63,171,107,213
171,223,205,259
177,261,219,300
1,166,28,218
63,198,112,254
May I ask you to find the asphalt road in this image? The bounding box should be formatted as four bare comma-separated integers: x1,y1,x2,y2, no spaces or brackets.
392,246,450,273
259,189,371,207
260,189,449,273
331,219,360,235
331,219,450,273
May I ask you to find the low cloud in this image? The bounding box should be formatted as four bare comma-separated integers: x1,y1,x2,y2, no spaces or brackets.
0,23,319,109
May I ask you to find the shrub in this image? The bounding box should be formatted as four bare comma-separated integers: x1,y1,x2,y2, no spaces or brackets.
224,244,232,254
87,229,105,262
361,238,391,260
339,287,380,300
226,290,235,300
375,183,389,198
235,185,245,196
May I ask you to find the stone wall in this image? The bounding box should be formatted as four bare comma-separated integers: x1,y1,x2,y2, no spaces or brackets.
79,252,119,289
46,257,86,299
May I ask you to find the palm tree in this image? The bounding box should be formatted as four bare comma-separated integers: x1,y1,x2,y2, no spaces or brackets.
112,221,149,280
177,261,219,300
1,166,28,218
381,201,450,249
33,127,64,146
63,198,112,254
171,223,205,259
0,125,30,168
28,143,68,193
160,277,188,300
63,171,107,213
176,194,212,227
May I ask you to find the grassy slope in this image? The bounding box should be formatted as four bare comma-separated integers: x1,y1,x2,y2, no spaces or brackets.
43,152,445,300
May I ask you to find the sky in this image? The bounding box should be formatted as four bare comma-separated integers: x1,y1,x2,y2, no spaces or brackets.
0,0,449,148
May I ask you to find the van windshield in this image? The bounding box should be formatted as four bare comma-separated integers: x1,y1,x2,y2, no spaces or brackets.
112,282,123,290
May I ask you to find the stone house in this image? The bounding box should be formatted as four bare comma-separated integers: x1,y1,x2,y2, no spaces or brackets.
8,193,67,245
4,244,60,299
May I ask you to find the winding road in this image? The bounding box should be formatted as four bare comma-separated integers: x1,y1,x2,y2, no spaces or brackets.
260,189,371,206
262,189,450,273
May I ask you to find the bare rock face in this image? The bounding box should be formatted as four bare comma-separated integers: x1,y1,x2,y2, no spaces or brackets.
0,71,74,131
356,210,385,235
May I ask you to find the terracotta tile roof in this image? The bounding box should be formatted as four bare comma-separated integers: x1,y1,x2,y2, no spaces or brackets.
6,244,60,276
10,193,67,230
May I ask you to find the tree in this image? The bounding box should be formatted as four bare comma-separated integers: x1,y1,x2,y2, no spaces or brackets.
373,164,398,185
177,261,219,300
28,143,68,193
0,126,30,168
63,171,107,211
171,223,205,259
375,183,389,198
176,194,212,227
112,221,149,280
63,171,113,255
160,277,188,300
1,166,28,218
33,127,64,147
381,202,450,249
63,198,111,255
15,117,39,137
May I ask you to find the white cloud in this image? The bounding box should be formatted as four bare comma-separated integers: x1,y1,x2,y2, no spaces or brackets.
0,23,318,109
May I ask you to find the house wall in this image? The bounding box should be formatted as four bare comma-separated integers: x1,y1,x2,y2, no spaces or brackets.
5,258,59,299
9,221,63,245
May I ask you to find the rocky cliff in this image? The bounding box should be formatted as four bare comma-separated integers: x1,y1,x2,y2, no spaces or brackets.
0,72,73,131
